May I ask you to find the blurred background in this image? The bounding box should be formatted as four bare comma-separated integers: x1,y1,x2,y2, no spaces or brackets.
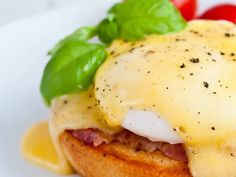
0,0,81,25
0,0,235,26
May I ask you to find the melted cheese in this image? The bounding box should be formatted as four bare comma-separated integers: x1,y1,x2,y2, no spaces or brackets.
95,20,236,176
22,88,120,174
186,142,236,177
49,87,121,173
21,121,73,174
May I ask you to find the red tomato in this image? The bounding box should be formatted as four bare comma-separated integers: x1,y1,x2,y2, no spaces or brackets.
172,0,197,21
200,4,236,24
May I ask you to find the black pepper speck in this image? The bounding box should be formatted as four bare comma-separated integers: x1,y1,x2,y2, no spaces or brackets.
189,58,200,63
180,63,186,68
220,52,225,56
207,52,212,56
203,81,209,88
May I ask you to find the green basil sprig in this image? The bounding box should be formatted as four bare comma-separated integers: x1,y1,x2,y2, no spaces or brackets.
41,41,107,105
97,0,187,42
48,26,97,56
97,18,119,44
40,0,187,105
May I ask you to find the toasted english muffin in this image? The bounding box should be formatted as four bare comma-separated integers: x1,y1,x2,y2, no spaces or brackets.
60,131,191,177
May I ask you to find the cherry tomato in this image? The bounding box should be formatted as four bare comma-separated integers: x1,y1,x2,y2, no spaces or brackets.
200,4,236,24
172,0,197,21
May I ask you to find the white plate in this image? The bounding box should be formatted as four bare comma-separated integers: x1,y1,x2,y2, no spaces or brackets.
0,0,234,177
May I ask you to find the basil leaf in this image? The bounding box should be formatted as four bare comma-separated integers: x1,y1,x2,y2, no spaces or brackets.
40,41,107,105
48,26,97,56
97,19,119,44
108,0,187,41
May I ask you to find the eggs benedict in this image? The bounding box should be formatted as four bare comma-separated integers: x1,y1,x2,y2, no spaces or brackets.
22,20,236,177
21,0,236,176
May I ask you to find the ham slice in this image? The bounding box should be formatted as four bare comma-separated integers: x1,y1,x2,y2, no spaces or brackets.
72,129,110,147
71,129,187,163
